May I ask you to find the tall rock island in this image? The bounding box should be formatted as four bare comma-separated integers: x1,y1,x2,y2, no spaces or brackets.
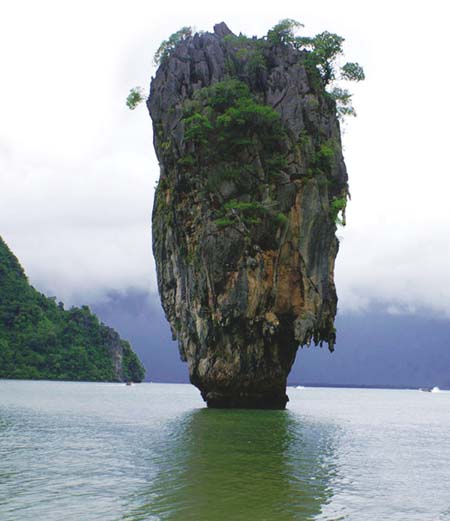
149,22,353,408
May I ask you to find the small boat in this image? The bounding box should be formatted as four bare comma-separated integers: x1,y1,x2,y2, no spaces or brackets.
126,381,133,386
419,386,440,393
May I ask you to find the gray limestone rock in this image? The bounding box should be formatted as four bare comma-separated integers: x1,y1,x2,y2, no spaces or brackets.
148,23,348,408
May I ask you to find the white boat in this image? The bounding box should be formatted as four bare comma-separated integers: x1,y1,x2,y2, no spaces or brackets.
431,386,440,393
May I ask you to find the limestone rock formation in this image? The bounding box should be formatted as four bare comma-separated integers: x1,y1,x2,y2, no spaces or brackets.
149,23,349,408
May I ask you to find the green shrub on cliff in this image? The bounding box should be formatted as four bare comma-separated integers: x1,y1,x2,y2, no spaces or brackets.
215,217,234,228
218,199,288,229
216,96,283,144
184,113,213,145
153,26,192,65
329,196,347,225
182,78,286,164
267,19,364,117
267,19,304,46
328,88,356,118
297,31,345,84
311,141,337,176
197,79,250,111
341,62,365,82
126,87,146,110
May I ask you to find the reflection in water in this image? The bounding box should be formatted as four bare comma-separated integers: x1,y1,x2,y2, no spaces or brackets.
3,383,450,520
124,409,338,521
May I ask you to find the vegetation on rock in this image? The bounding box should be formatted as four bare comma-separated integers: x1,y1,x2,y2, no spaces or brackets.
130,19,364,121
153,26,193,66
126,86,146,110
0,236,145,382
268,19,365,117
176,77,291,235
330,196,347,225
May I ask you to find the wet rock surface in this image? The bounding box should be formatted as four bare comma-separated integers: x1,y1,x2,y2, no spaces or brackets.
148,23,348,408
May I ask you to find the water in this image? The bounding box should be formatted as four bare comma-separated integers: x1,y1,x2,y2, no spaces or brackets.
1,381,449,520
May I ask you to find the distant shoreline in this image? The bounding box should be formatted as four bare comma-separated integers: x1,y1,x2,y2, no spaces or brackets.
3,379,446,391
146,379,450,391
289,382,449,391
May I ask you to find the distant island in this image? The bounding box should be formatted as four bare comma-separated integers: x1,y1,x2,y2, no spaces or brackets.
0,235,145,382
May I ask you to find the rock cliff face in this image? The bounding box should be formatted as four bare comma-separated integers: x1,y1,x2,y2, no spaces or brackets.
149,23,348,408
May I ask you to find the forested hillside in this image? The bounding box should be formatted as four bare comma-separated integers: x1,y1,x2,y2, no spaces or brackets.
0,236,145,382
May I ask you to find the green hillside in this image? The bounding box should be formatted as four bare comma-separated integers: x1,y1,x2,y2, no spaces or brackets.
0,236,145,382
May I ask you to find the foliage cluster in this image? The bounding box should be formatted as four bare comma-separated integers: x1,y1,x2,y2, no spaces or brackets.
182,79,286,165
0,237,145,382
223,199,265,225
310,140,337,177
132,20,364,120
216,199,288,229
153,26,192,66
266,19,304,46
180,79,291,232
329,196,347,225
265,19,364,117
126,87,146,110
223,34,268,89
215,217,234,228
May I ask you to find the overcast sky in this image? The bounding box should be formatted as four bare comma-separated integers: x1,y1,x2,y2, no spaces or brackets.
1,0,449,318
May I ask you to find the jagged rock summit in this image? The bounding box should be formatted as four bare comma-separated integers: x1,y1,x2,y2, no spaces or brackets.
149,22,349,408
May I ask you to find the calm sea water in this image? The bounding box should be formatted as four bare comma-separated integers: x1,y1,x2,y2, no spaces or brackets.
1,381,449,520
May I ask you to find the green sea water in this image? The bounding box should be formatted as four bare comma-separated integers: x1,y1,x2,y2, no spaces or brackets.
1,381,449,520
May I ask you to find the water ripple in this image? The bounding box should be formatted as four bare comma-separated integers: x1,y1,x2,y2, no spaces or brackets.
1,382,450,520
